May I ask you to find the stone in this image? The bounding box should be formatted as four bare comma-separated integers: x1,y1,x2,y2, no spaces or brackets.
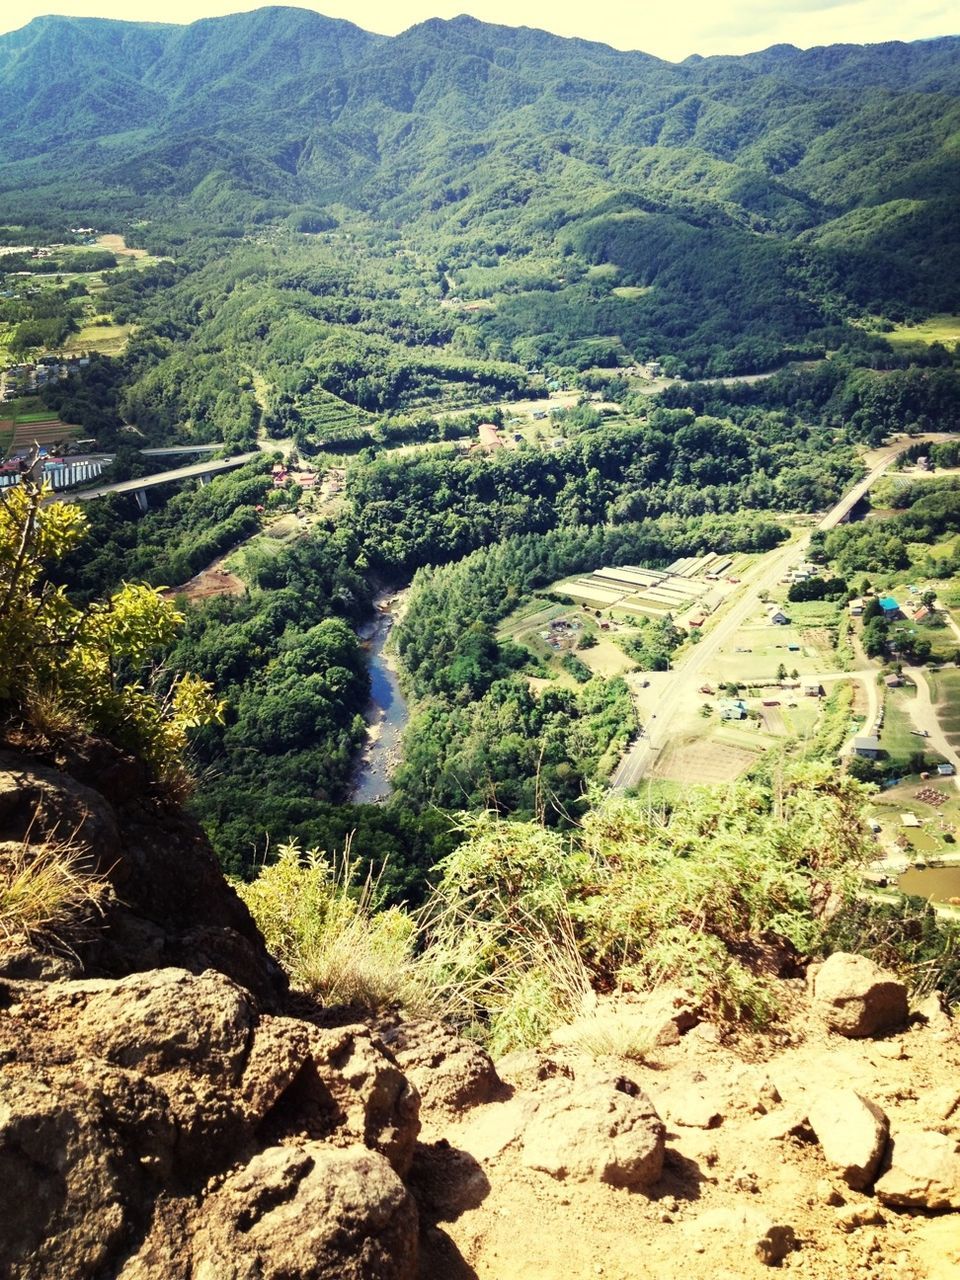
192,1143,418,1280
72,968,254,1080
309,1026,421,1178
379,1018,500,1115
812,953,908,1038
836,1203,884,1233
691,1208,797,1266
875,1129,960,1210
663,1088,724,1129
807,1088,889,1190
521,1075,665,1188
816,1178,844,1206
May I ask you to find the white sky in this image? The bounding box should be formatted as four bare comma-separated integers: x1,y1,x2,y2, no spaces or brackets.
0,1,956,61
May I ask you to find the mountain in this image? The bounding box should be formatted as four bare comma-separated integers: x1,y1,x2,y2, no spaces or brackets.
0,8,958,367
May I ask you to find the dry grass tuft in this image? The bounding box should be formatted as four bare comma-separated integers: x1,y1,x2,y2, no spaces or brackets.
0,827,109,951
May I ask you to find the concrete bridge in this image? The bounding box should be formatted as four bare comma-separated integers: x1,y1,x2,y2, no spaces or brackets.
68,452,260,510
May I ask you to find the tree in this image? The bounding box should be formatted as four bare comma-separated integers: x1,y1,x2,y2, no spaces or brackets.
776,663,788,682
0,460,222,779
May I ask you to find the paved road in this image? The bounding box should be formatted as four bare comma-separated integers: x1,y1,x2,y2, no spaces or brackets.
611,437,949,789
140,444,223,457
69,452,259,502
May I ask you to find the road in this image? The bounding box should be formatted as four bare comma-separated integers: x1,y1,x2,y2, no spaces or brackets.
68,452,259,502
611,437,947,789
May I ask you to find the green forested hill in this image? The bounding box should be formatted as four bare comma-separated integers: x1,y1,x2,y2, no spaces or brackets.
0,8,958,373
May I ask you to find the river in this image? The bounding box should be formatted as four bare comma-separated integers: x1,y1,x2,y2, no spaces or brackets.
351,591,410,804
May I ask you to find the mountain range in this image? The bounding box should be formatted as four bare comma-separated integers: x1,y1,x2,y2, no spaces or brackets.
0,7,958,364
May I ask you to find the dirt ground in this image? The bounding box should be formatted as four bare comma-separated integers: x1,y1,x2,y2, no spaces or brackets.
164,555,246,603
652,735,761,784
418,993,960,1280
96,233,148,259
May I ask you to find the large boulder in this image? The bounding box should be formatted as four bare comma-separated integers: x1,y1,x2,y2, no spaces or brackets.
875,1129,960,1210
521,1075,665,1188
812,953,908,1038
191,1143,418,1280
378,1018,500,1116
807,1088,889,1190
0,747,284,1005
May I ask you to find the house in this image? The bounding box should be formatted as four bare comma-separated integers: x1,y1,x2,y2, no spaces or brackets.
803,682,823,697
688,615,705,629
766,604,789,626
478,423,505,452
853,735,881,758
911,605,931,623
848,598,864,616
937,762,956,777
879,596,900,618
885,673,905,689
719,698,748,721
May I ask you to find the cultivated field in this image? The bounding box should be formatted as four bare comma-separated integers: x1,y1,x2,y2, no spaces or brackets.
651,729,761,784
63,321,134,357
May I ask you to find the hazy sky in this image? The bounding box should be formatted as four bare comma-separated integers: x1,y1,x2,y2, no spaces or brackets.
0,1,956,61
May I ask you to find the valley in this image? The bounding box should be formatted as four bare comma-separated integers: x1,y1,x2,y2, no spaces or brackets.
1,9,960,1280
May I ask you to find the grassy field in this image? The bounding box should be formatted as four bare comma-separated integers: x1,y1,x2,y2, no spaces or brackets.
497,597,636,678
879,685,926,766
926,667,960,750
63,320,134,357
883,314,960,348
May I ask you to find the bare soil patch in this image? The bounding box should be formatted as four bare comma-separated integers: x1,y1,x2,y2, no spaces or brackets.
652,735,760,784
165,556,246,603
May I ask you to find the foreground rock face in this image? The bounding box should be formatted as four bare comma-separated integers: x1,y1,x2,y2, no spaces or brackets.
0,966,421,1279
0,744,283,1002
812,952,908,1038
192,1145,418,1280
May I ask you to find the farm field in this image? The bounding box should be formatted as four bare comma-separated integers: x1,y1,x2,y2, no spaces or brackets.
497,598,636,678
927,667,960,750
883,313,960,348
651,724,763,784
2,402,78,454
63,321,134,357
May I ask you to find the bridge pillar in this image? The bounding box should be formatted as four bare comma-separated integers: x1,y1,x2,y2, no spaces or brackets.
198,472,212,487
135,489,149,513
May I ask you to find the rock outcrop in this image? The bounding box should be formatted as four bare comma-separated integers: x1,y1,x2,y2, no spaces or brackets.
812,952,908,1038
0,744,283,1003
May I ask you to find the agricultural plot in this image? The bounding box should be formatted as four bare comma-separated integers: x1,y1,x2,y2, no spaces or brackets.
6,408,77,453
63,321,134,357
927,668,960,751
499,599,637,678
651,727,762,785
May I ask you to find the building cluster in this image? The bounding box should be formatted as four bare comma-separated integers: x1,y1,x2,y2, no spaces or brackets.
2,355,89,401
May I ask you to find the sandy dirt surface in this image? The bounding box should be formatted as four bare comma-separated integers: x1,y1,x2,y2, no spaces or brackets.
96,233,148,259
418,994,960,1280
164,555,246,603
